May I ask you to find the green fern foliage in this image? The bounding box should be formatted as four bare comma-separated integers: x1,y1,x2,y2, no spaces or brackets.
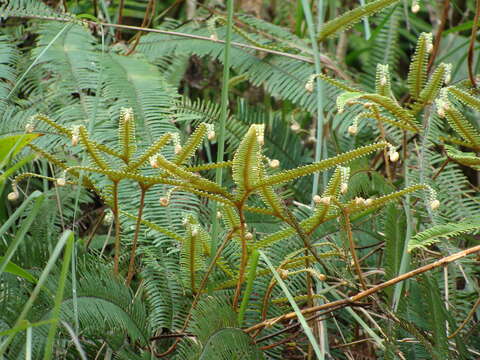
409,218,480,251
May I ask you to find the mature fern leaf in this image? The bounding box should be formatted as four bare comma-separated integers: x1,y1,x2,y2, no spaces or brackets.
409,218,480,251
0,0,72,20
0,35,19,105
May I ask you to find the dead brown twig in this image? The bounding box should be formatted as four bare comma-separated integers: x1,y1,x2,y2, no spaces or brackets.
245,244,480,333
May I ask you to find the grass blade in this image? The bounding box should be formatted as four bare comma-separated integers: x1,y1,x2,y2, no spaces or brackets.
0,230,74,355
259,250,324,359
43,231,75,360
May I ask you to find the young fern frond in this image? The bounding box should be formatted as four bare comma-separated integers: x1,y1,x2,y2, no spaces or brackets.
118,107,137,163
308,73,360,93
337,92,419,132
407,33,433,99
317,0,400,41
255,184,430,249
411,63,451,113
174,123,213,165
154,154,229,195
78,125,110,170
232,124,264,193
256,162,286,218
125,133,172,172
33,113,72,137
255,142,389,188
408,219,480,252
442,104,480,148
375,64,395,99
444,145,480,170
448,86,480,112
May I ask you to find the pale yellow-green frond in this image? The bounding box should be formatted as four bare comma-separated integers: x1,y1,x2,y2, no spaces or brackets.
407,32,432,99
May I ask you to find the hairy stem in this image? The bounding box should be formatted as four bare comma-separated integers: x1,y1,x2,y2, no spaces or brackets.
112,181,121,276
126,187,146,285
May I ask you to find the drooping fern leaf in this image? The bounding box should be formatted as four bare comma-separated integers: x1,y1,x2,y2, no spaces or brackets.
408,218,480,252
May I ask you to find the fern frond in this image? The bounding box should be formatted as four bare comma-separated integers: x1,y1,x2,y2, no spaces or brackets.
125,133,172,172
154,154,229,195
0,0,73,21
78,125,110,170
174,123,212,165
407,33,432,99
408,218,480,251
317,0,400,40
232,124,264,193
255,142,389,188
316,73,360,93
444,145,480,170
411,63,450,112
443,105,480,148
448,86,480,112
118,108,137,163
337,92,419,131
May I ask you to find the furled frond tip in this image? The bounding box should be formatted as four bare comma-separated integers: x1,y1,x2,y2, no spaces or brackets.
71,125,80,146
7,191,19,201
290,121,301,132
388,145,399,162
411,0,420,13
313,195,331,205
56,177,66,186
269,159,280,168
425,186,440,210
340,166,350,194
25,123,34,133
378,64,389,86
305,74,317,93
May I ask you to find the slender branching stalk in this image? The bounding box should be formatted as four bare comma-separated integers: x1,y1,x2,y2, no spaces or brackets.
126,186,147,285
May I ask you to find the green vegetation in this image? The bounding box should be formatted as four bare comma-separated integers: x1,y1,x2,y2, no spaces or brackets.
0,0,479,358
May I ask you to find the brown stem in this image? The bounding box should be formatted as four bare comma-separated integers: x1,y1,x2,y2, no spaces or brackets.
427,0,450,72
115,0,125,41
342,207,368,291
448,295,480,338
468,0,480,87
125,0,155,55
126,187,146,285
432,158,449,181
245,244,480,333
112,181,121,276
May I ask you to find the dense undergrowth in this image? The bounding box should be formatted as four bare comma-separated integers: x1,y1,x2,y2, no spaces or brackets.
0,0,480,359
